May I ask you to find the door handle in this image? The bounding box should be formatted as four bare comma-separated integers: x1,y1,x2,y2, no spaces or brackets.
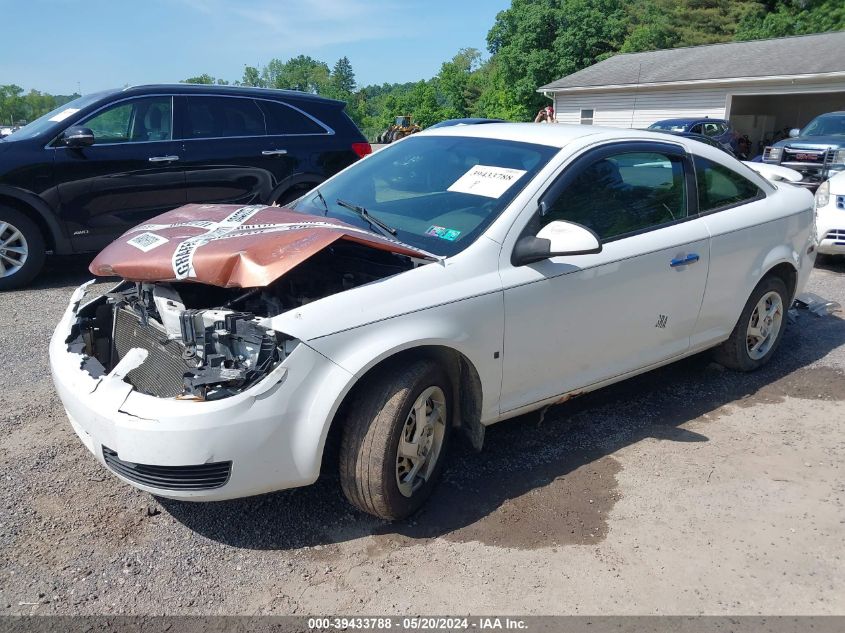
670,253,700,268
261,149,288,156
148,155,179,163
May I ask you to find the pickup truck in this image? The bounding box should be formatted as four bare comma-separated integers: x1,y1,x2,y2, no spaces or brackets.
762,111,845,189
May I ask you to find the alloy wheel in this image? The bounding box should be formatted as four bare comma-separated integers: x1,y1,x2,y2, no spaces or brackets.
0,221,28,278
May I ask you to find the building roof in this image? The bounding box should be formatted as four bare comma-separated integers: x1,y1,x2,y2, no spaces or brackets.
540,31,845,92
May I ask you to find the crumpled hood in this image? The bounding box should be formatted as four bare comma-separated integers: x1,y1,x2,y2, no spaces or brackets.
89,203,436,288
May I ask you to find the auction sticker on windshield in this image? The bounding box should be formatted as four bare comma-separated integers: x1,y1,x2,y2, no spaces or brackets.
447,164,527,199
48,108,80,123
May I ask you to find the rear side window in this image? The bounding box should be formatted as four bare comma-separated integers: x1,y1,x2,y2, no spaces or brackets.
185,97,265,139
259,100,326,135
694,156,761,212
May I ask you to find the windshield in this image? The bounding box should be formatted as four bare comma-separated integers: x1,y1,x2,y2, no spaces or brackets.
800,113,845,137
291,135,558,256
4,92,108,141
648,122,688,132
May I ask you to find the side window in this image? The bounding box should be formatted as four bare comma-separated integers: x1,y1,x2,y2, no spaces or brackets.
689,123,703,134
259,100,326,135
80,97,172,144
702,122,721,137
694,156,762,212
540,151,688,241
185,97,265,139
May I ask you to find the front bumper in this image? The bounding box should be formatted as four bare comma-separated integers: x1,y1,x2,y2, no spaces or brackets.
49,283,352,501
816,201,845,255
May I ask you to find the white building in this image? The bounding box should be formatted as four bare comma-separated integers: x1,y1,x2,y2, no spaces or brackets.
539,31,845,153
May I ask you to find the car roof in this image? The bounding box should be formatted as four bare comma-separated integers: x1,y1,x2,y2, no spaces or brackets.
419,121,706,148
120,84,344,105
651,117,726,125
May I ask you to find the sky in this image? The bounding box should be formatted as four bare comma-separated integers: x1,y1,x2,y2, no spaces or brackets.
0,0,512,95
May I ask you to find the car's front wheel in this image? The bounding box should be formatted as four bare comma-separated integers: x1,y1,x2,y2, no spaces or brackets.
0,207,46,291
340,359,452,520
713,275,788,372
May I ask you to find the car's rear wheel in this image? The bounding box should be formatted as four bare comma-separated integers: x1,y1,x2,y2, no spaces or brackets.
340,360,452,520
713,275,788,372
0,207,45,291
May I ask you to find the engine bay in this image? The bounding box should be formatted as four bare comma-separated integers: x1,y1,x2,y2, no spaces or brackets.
68,242,416,400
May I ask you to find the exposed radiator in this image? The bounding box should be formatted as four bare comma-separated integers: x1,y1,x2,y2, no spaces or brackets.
112,307,195,397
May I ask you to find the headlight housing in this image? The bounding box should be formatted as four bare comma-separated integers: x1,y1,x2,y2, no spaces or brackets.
832,149,845,166
763,146,782,163
815,180,830,208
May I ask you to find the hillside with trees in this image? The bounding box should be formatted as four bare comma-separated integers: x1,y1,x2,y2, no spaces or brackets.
3,0,843,139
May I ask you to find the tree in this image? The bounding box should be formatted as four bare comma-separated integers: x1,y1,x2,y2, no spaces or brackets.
438,48,483,118
330,56,357,97
262,55,330,93
736,0,845,39
181,74,229,85
241,66,265,87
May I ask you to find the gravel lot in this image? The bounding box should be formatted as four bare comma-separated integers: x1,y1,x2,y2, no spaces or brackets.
1,255,844,615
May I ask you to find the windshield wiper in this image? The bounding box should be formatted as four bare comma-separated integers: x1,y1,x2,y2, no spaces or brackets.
335,198,397,237
314,189,329,215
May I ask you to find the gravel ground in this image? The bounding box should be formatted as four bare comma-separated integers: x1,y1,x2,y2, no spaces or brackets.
0,255,843,615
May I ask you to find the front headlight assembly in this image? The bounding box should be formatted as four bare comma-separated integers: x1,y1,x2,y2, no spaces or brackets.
815,180,830,209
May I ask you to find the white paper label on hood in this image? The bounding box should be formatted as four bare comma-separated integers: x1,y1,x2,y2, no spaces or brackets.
127,232,169,252
48,108,80,123
447,164,527,199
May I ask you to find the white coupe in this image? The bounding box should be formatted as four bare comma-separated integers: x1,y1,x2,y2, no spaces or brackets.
50,124,816,519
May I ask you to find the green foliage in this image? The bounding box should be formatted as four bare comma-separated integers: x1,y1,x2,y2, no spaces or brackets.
261,55,330,93
736,0,845,39
241,66,265,87
181,74,229,85
0,84,78,126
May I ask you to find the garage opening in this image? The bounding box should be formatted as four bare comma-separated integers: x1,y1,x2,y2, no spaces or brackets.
728,91,845,158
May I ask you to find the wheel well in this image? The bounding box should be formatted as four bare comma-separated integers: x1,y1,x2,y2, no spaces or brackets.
765,262,798,301
320,345,485,476
0,195,54,251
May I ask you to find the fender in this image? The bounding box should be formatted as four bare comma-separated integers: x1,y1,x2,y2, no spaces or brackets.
0,184,72,254
269,172,325,204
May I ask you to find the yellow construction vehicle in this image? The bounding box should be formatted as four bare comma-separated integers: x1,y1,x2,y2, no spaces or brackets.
377,115,421,143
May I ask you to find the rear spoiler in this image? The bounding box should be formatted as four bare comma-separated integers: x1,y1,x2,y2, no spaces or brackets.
742,161,803,183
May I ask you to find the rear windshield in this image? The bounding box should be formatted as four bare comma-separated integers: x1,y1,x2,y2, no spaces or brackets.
291,135,558,256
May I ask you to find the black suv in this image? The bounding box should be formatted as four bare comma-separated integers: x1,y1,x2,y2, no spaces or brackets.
0,84,371,289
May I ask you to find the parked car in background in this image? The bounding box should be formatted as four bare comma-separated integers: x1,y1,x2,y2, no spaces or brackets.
648,117,736,152
814,170,845,257
763,111,845,190
0,84,370,289
51,124,815,520
428,117,506,129
648,129,736,156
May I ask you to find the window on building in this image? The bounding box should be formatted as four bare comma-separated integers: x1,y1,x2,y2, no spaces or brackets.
580,109,594,125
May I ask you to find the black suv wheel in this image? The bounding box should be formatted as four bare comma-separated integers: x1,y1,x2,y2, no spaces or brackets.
0,207,45,290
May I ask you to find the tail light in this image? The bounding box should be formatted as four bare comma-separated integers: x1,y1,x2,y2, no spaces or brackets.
352,142,372,159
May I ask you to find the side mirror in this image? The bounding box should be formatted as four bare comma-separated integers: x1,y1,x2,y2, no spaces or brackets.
61,126,95,148
788,128,800,138
512,220,602,266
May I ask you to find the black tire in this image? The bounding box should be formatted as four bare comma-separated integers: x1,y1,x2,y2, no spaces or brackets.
390,130,405,143
712,275,789,372
0,206,46,291
340,359,452,520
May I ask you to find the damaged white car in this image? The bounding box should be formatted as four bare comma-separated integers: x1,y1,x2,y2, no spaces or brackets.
50,124,816,519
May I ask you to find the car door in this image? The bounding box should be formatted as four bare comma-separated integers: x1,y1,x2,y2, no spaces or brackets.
498,141,711,414
179,95,277,205
52,95,185,251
